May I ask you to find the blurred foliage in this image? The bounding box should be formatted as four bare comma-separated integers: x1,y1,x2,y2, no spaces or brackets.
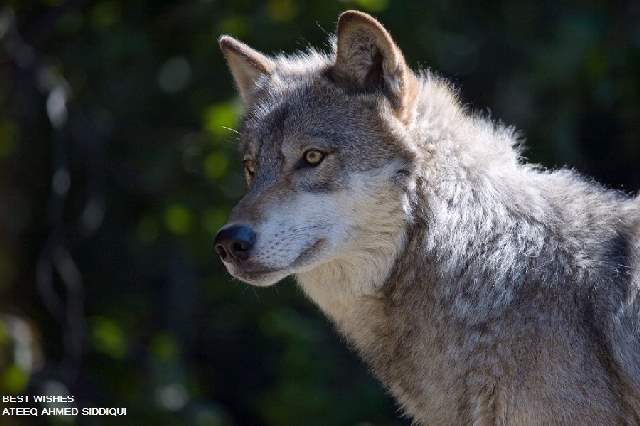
0,0,638,425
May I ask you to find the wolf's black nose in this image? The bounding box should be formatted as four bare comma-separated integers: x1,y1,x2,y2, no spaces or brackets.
214,224,256,262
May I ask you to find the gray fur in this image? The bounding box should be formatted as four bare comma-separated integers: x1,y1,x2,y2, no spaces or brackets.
218,11,640,425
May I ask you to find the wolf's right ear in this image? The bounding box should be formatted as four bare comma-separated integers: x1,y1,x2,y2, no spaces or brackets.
219,36,275,105
331,11,416,121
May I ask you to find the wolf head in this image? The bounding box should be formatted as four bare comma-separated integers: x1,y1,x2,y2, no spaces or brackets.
215,11,422,287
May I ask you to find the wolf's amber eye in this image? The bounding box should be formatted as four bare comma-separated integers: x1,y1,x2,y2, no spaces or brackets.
303,149,325,166
243,159,256,179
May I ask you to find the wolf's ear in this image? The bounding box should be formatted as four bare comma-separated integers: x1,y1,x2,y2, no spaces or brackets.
332,11,415,119
219,36,275,104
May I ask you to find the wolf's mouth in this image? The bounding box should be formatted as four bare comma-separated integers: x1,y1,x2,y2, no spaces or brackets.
224,262,288,286
226,238,326,286
235,268,283,281
291,238,326,268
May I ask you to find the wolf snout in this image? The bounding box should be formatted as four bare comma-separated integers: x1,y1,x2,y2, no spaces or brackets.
214,224,256,262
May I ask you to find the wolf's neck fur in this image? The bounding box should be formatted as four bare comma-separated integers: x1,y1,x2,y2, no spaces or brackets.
295,73,638,422
296,214,407,330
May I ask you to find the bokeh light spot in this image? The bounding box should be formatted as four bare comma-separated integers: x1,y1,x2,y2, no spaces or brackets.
218,16,250,39
151,333,179,362
0,321,8,347
353,0,388,12
203,103,238,138
156,383,188,411
267,0,298,22
165,205,193,235
204,152,229,180
91,317,127,359
157,57,192,94
91,1,120,29
2,365,28,393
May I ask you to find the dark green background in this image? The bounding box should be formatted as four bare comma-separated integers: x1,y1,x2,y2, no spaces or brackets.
0,0,638,425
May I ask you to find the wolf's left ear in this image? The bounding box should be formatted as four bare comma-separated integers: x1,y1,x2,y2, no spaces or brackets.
332,11,416,120
219,36,275,105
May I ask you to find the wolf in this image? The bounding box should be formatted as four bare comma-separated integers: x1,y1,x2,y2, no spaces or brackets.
215,10,640,425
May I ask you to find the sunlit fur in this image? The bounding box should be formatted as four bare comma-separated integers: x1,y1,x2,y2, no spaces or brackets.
219,11,640,425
